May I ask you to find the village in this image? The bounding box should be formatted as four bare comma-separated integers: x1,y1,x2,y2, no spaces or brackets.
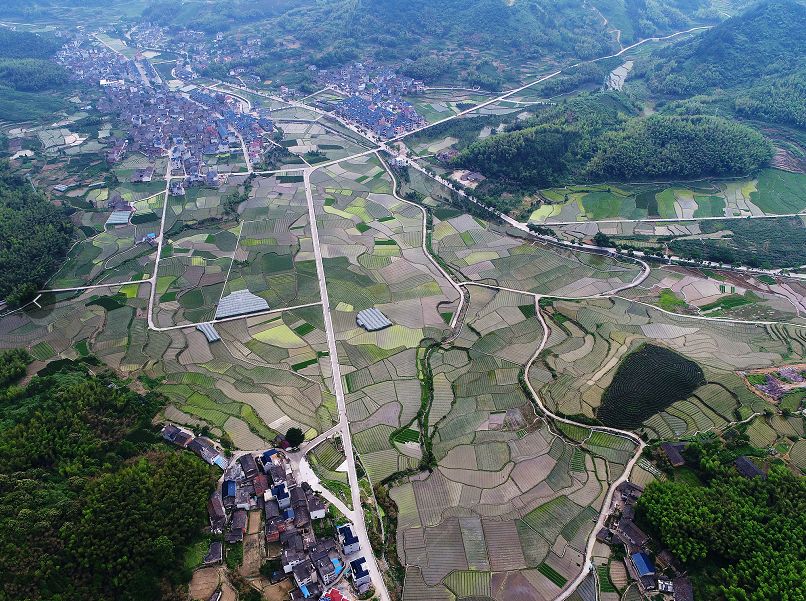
594,441,771,601
312,62,427,139
161,423,374,601
55,36,278,189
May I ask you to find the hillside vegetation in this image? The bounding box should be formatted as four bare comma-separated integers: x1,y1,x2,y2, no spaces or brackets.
452,93,772,193
587,114,773,179
592,0,721,44
642,0,806,129
0,354,214,601
0,162,72,306
638,440,806,600
0,28,68,120
646,0,806,95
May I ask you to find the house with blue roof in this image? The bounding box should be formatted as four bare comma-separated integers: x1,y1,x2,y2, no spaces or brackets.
350,556,371,588
630,551,658,591
631,552,655,577
337,523,360,555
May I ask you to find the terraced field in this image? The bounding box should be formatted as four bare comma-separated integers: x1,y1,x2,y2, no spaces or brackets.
308,155,463,482
392,287,635,601
0,289,336,444
531,171,806,224
431,212,642,297
598,344,705,429
530,297,806,439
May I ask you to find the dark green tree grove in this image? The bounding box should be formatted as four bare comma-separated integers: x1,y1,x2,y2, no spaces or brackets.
637,453,806,600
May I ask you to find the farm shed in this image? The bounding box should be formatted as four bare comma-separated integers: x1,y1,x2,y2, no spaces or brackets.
208,493,226,532
631,552,656,577
619,519,650,549
238,453,259,478
356,307,392,331
196,323,221,342
215,289,269,319
203,541,222,565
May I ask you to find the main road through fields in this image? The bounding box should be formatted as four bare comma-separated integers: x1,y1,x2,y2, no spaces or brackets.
302,169,391,601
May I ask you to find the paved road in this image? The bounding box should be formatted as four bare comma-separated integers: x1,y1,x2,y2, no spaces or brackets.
537,212,806,226
302,169,391,601
147,160,175,330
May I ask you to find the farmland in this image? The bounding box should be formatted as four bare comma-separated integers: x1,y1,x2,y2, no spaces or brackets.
390,286,637,601
431,210,642,297
3,26,806,601
0,284,336,446
619,265,806,324
153,176,320,327
311,155,460,482
597,344,705,429
531,170,806,224
530,296,806,439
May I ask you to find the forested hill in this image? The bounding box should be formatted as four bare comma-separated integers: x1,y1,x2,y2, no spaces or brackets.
0,27,69,120
645,0,806,96
591,0,721,45
452,93,772,191
0,353,214,601
0,161,72,306
340,0,611,60
0,28,62,59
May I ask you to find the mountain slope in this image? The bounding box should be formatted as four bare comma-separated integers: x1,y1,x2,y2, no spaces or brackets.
646,0,806,95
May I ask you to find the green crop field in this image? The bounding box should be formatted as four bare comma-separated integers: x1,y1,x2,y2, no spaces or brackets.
597,344,705,429
537,562,568,587
693,195,726,218
750,169,806,214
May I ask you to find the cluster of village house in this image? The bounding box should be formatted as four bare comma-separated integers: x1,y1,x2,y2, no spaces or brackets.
596,442,768,600
56,37,277,197
161,424,373,600
310,62,426,139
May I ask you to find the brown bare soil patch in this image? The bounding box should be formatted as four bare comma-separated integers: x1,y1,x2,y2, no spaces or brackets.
189,567,220,600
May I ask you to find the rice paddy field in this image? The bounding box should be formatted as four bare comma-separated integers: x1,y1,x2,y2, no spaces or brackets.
530,296,806,439
48,222,157,289
0,288,336,444
310,155,461,482
431,212,642,297
46,176,167,288
531,170,806,224
394,286,635,601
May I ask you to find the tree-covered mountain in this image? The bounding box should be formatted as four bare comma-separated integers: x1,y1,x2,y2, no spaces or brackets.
452,92,772,192
587,114,773,179
592,0,722,45
0,354,214,601
645,0,806,96
0,161,73,306
0,28,69,120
